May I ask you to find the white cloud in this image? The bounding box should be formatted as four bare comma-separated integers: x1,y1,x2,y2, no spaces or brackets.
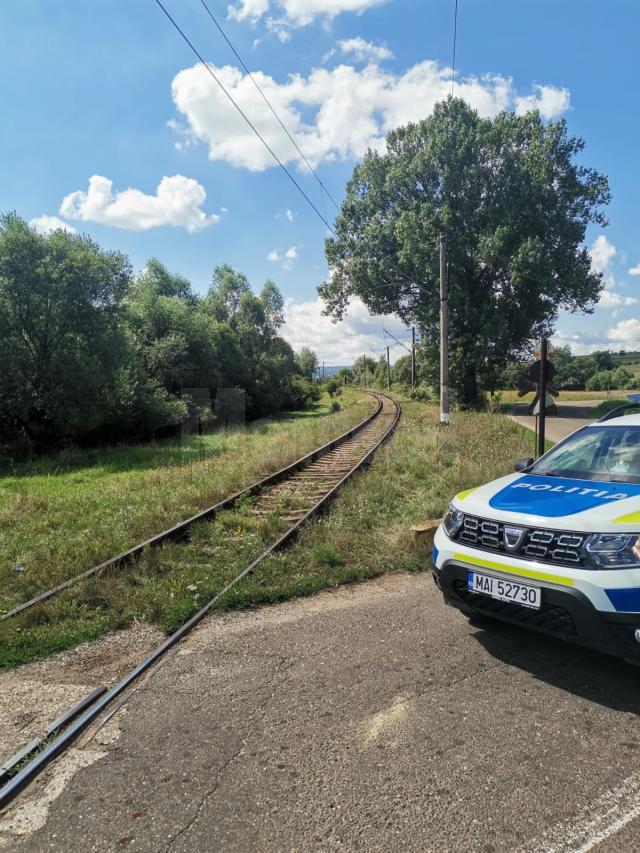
29,215,76,235
171,60,570,172
551,331,612,356
267,245,298,269
590,234,616,274
285,208,295,221
281,295,410,362
228,0,270,22
598,290,638,310
607,319,640,350
629,263,640,277
589,234,617,290
59,175,220,232
266,16,293,42
515,84,570,119
228,0,387,28
338,37,393,63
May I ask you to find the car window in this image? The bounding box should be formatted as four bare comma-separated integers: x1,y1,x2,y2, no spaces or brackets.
531,425,640,483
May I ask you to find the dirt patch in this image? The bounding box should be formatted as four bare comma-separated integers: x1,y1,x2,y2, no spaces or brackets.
0,622,163,763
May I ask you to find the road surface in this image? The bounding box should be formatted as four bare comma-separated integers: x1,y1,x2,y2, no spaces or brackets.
1,571,639,852
509,400,602,445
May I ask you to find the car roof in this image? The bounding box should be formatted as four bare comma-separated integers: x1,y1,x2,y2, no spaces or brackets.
587,414,640,428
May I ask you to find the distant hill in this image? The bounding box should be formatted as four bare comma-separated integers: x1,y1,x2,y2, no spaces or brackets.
611,351,640,365
312,365,351,379
611,351,640,377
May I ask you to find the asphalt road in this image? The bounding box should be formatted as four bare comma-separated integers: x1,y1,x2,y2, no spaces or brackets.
508,400,601,445
2,571,640,852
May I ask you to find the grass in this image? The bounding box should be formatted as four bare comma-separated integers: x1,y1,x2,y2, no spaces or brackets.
588,398,637,417
0,397,536,669
494,389,640,402
0,389,372,614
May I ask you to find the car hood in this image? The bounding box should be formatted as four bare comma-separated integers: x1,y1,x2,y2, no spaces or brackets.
452,473,640,532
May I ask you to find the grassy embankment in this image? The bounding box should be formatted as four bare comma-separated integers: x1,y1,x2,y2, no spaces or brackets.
496,389,640,403
588,398,637,417
0,396,534,668
0,390,371,613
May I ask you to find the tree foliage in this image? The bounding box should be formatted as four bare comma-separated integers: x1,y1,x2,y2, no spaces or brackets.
0,215,315,457
295,346,319,380
320,98,610,404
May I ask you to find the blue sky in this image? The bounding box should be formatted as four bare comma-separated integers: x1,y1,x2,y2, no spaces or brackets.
1,0,638,363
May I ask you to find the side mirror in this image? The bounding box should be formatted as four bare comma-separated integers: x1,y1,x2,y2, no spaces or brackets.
514,457,534,472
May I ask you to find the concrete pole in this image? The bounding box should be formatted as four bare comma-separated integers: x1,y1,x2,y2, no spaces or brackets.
386,346,391,391
537,338,548,458
439,235,450,425
411,327,416,388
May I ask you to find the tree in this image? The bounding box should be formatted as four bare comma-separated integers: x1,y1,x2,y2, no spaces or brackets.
352,355,377,385
296,347,319,381
325,378,339,397
374,355,388,387
320,98,610,405
392,354,413,385
136,258,195,303
260,280,285,334
336,367,353,385
204,264,251,321
0,213,134,449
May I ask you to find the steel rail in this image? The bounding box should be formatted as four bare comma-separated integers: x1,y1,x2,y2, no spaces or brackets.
0,393,400,812
1,395,385,621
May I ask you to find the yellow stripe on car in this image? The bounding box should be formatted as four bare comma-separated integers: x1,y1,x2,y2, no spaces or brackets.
612,510,640,524
455,487,478,501
453,552,575,587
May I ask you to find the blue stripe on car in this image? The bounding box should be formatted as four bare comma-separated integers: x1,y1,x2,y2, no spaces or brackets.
489,474,640,517
605,587,640,612
432,545,439,565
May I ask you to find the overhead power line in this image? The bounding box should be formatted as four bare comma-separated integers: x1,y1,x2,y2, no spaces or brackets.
153,0,336,235
154,0,435,305
198,0,341,213
451,0,459,97
382,327,412,353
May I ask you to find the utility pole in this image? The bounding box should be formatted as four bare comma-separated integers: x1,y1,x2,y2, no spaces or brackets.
411,327,416,388
537,338,548,458
322,361,325,382
440,234,450,425
363,354,367,389
386,346,391,391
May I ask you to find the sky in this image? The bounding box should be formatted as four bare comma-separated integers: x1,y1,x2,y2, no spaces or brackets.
1,0,638,364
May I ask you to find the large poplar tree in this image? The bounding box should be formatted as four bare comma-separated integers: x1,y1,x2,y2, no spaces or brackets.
320,98,610,404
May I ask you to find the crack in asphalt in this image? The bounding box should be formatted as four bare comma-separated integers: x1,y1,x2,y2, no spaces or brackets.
162,653,296,852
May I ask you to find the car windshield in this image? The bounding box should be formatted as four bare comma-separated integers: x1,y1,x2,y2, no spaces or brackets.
530,425,640,483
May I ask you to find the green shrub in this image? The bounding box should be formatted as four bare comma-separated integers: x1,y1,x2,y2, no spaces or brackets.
312,544,340,566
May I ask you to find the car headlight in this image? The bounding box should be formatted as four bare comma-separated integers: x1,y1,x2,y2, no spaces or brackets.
585,534,640,568
443,504,465,538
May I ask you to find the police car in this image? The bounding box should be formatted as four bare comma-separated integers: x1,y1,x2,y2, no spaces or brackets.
433,405,640,663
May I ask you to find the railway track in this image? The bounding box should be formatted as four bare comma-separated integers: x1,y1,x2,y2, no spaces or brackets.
0,391,399,812
1,392,394,622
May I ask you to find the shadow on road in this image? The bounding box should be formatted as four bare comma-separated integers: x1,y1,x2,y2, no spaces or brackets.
471,618,640,714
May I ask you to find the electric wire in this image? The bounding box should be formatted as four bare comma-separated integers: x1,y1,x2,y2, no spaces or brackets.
451,0,459,97
153,0,336,235
154,1,434,324
198,0,341,213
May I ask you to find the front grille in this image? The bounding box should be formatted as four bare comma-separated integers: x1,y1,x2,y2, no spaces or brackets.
453,580,576,634
455,515,586,567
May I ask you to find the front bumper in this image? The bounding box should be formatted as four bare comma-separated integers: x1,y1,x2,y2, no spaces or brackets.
433,529,640,663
